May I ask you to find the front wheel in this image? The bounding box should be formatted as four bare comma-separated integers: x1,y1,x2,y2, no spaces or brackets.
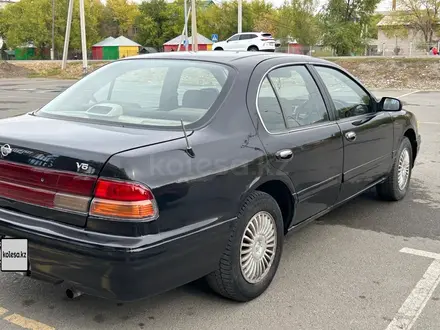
377,136,413,201
206,191,284,302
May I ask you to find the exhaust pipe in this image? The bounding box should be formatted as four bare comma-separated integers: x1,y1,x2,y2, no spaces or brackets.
65,288,83,299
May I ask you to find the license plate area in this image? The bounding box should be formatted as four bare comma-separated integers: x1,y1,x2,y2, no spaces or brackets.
0,237,29,273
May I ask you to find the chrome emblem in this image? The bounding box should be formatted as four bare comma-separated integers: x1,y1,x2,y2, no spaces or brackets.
0,144,12,157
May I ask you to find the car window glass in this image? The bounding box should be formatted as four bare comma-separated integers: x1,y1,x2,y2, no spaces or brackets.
315,66,372,119
229,35,239,41
239,34,250,40
267,66,329,128
178,67,222,107
37,60,232,128
257,77,287,133
94,67,168,109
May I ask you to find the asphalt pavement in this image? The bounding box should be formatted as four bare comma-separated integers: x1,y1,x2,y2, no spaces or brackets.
0,79,439,330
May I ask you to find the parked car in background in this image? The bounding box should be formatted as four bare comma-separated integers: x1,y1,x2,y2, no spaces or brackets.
0,51,420,303
213,32,276,52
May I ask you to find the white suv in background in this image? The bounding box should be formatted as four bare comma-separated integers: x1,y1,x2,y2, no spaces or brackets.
212,32,277,52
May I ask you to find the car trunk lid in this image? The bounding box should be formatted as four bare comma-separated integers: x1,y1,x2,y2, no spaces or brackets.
0,114,186,227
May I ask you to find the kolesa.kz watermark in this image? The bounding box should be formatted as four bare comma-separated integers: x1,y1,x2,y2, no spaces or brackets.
0,238,28,272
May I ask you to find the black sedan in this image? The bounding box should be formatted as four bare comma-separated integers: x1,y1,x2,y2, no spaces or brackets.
0,52,420,302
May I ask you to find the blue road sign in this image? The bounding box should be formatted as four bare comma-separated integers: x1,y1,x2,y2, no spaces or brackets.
211,34,218,42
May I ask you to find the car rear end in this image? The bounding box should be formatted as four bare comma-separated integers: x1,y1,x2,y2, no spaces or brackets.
0,56,236,301
257,33,276,52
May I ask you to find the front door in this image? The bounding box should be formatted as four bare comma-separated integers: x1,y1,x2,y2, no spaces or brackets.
252,63,344,224
311,65,394,202
224,34,240,50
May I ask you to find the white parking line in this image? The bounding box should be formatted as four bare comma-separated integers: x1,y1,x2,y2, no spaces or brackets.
398,91,420,98
419,122,440,125
386,248,440,330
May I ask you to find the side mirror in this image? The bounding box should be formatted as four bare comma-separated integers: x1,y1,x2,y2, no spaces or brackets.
380,97,402,111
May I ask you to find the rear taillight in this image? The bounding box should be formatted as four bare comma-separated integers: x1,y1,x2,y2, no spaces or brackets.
0,159,157,222
89,179,158,221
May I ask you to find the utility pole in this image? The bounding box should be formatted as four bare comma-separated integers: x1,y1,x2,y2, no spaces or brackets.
61,0,88,73
51,0,55,60
392,0,396,10
79,0,88,74
177,6,191,52
184,0,188,51
61,0,74,70
191,0,198,51
238,0,242,33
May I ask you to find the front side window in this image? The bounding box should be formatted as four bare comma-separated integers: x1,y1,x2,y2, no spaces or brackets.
315,66,372,119
266,65,329,128
36,59,232,128
257,65,330,133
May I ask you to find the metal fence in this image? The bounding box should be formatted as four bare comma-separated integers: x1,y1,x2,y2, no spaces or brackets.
372,42,440,57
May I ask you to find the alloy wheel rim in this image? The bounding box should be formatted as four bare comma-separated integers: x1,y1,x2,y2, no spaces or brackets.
398,148,410,190
240,211,277,284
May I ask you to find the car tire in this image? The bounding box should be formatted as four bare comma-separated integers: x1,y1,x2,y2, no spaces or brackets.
248,46,259,52
377,136,413,201
214,47,223,51
206,191,284,302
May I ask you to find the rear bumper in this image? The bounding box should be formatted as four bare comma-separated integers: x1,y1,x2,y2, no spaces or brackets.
0,208,233,301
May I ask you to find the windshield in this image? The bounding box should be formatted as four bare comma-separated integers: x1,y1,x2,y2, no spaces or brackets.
36,59,233,129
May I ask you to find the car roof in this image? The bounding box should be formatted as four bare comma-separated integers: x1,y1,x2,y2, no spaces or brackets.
122,51,334,67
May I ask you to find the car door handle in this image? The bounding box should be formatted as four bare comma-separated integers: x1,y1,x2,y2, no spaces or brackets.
345,131,356,141
275,149,293,160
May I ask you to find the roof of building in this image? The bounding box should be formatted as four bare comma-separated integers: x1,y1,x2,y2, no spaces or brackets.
377,11,412,26
95,36,141,47
164,33,213,45
110,36,141,47
92,36,115,47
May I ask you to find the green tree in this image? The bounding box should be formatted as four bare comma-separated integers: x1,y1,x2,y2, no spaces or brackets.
0,0,103,54
277,0,321,46
320,0,381,55
397,0,440,49
136,0,182,49
106,0,139,35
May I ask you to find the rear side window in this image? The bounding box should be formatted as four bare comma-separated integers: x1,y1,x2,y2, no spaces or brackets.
257,65,329,132
36,59,233,129
257,78,287,133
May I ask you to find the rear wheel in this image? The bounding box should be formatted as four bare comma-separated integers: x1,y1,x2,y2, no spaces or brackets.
248,46,259,52
206,191,284,302
377,136,413,201
214,47,223,51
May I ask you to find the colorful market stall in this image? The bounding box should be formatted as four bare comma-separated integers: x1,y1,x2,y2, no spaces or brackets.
93,36,141,60
163,33,213,52
91,37,115,60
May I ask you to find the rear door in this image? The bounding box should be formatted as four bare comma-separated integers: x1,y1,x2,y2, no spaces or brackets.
310,65,394,202
238,33,257,50
251,62,343,224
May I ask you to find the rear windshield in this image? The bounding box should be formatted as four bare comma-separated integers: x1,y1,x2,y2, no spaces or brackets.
36,59,233,129
261,33,273,38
